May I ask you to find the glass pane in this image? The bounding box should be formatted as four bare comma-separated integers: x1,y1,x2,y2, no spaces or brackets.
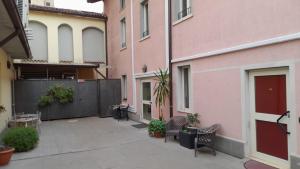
143,82,151,101
255,75,286,115
183,68,189,108
143,104,151,121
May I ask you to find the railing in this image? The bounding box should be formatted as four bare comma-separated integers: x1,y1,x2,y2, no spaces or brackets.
142,30,149,38
177,7,192,20
276,111,290,135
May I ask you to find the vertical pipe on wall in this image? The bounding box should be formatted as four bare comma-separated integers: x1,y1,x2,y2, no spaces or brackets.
105,18,108,78
168,0,173,118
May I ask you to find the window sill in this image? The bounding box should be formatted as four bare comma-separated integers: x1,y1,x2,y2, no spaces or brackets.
177,108,192,114
139,35,150,42
120,46,127,51
173,14,193,26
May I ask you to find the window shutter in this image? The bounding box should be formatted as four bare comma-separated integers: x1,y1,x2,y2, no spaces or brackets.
28,21,48,61
58,25,74,62
82,28,105,63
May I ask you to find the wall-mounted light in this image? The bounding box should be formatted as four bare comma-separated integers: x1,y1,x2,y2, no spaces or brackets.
142,64,147,73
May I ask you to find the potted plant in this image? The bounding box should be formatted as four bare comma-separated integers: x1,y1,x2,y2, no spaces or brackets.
153,69,169,121
0,145,15,166
148,119,166,138
0,105,6,113
179,113,200,149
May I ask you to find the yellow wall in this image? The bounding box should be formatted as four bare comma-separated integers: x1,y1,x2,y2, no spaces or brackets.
28,10,107,79
29,10,106,64
0,49,15,132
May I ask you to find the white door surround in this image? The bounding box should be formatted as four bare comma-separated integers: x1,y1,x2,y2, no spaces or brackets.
241,63,297,169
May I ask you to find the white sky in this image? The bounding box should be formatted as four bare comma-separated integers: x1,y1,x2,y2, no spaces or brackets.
54,0,103,13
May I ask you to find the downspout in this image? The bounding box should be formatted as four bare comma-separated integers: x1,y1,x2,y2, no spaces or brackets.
104,18,108,78
168,0,173,118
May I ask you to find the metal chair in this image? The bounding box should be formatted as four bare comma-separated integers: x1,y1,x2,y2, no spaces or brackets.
194,124,220,157
165,116,187,142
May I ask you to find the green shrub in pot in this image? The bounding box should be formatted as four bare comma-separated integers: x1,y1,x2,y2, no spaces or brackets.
148,120,166,137
2,128,39,152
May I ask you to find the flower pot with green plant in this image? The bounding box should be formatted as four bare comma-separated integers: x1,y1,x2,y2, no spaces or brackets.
179,113,200,149
153,69,169,121
0,105,6,114
148,119,166,138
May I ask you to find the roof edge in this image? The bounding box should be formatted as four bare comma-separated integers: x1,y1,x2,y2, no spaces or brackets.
2,0,32,59
29,5,107,20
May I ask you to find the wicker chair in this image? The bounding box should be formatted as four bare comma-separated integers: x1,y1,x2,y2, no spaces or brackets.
165,116,187,142
194,124,220,157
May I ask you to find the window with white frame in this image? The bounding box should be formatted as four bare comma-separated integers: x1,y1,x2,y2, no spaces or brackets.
173,0,192,21
120,0,125,10
140,0,149,38
120,18,126,48
121,75,127,100
178,66,191,111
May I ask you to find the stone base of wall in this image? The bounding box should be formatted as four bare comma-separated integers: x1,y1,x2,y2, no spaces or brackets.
215,136,245,158
128,112,140,122
291,155,300,169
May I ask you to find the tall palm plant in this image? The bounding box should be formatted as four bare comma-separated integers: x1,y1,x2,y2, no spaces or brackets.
154,69,170,121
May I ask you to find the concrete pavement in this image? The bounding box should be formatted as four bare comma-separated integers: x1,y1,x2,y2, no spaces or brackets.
3,117,246,169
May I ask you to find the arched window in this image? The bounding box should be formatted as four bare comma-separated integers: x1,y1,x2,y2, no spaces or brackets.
82,27,105,63
28,21,48,61
58,24,74,62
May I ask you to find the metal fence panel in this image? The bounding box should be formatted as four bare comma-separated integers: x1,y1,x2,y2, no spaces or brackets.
14,79,121,121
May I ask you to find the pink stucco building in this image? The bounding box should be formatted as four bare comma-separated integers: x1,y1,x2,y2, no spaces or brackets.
89,0,300,168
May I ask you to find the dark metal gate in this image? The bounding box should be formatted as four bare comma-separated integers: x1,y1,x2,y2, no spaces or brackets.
14,79,121,121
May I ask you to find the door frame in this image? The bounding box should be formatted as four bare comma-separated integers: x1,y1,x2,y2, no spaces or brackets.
140,80,152,123
241,62,297,169
249,68,290,168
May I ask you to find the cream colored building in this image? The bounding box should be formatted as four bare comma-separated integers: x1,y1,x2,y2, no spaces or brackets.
15,4,107,79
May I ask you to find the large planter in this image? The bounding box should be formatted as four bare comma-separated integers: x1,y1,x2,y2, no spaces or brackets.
0,147,15,166
179,130,197,149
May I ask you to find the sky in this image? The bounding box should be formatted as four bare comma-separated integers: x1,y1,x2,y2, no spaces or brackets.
54,0,103,13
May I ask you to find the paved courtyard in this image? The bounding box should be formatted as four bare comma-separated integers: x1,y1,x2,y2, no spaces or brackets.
3,117,246,169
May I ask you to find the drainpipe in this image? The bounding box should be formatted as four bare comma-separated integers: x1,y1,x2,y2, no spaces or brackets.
105,18,108,78
168,0,173,118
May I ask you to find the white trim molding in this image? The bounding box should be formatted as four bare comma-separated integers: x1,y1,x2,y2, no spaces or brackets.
172,32,300,63
134,71,156,79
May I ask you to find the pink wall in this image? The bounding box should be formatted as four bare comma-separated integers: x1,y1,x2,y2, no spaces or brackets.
105,0,134,105
104,0,169,119
172,0,300,59
133,0,166,74
173,41,300,142
295,62,300,155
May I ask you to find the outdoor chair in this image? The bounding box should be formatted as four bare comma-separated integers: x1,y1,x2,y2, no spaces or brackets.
165,116,187,142
194,124,220,157
120,104,129,121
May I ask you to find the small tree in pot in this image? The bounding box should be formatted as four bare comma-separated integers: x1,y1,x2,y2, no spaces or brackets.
153,69,169,121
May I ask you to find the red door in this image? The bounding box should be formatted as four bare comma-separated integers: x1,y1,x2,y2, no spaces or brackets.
250,70,290,168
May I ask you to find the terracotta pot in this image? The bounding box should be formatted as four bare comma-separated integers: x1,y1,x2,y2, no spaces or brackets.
0,147,15,166
153,132,164,138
